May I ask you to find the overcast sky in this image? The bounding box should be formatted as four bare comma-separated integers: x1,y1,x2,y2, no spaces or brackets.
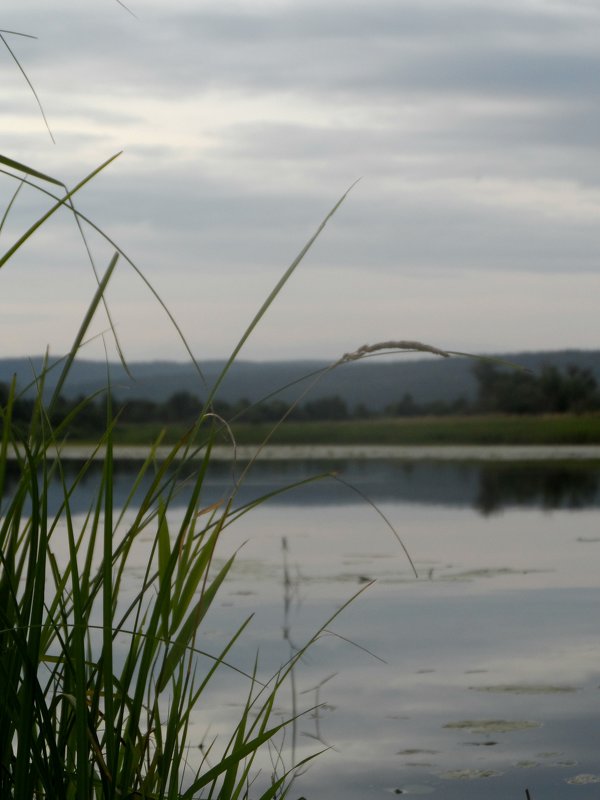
2,0,600,364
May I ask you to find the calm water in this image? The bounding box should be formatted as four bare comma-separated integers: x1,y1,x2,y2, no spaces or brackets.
11,457,600,798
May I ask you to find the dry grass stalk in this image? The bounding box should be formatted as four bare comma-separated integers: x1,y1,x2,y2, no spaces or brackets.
338,340,451,364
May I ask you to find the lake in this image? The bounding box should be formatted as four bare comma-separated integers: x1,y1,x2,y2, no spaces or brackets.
12,452,600,798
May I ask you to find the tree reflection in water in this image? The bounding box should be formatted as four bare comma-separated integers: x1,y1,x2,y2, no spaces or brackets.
475,462,600,515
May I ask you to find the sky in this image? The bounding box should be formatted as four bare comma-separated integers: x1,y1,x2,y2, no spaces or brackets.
2,0,600,363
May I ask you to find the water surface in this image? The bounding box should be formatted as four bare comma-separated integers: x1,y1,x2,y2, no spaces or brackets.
191,459,600,799
13,457,600,798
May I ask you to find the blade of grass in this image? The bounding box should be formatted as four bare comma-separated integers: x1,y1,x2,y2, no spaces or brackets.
49,251,120,410
0,152,121,271
206,181,359,407
13,442,45,799
0,175,26,234
102,386,117,791
0,31,54,142
0,376,16,502
0,154,62,186
157,554,235,693
0,168,207,389
60,455,92,798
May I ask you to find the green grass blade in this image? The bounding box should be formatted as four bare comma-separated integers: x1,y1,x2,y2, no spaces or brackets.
0,152,121,270
13,442,45,799
102,390,117,791
49,251,120,410
181,717,292,798
0,154,62,186
157,504,172,635
206,181,358,406
0,174,26,233
0,32,55,142
60,461,92,798
256,748,326,800
0,170,207,386
0,375,16,503
157,554,235,693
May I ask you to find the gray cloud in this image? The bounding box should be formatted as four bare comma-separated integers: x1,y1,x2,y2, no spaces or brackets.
3,0,600,358
9,1,600,100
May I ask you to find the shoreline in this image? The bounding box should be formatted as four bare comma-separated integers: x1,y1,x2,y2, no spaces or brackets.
13,443,600,462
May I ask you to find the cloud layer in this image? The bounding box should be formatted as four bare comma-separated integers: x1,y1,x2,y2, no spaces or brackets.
2,0,600,361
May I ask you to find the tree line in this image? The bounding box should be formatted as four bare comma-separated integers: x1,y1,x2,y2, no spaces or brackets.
385,363,600,417
0,386,355,436
2,362,599,436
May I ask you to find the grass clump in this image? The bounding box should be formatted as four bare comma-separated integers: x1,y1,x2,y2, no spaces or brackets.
0,153,364,799
0,379,326,799
0,141,441,800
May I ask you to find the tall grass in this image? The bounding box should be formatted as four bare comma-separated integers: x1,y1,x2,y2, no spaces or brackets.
0,154,377,799
0,136,458,796
0,395,331,798
0,24,475,800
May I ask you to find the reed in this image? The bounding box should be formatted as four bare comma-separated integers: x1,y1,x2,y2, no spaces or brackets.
0,155,370,799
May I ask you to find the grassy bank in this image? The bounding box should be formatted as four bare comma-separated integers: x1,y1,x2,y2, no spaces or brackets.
108,413,600,447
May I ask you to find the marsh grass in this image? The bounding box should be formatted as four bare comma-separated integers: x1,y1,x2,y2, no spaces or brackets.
1,24,537,800
0,146,546,800
0,142,462,797
0,402,334,799
0,154,382,799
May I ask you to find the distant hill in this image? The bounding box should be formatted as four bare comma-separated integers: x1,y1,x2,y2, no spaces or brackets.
2,350,600,411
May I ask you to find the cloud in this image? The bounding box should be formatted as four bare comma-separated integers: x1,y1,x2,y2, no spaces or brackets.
9,1,600,100
3,0,600,358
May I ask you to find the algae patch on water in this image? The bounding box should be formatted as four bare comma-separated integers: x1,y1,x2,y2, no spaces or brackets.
439,567,548,582
443,719,541,733
469,684,577,695
566,774,600,785
440,769,501,780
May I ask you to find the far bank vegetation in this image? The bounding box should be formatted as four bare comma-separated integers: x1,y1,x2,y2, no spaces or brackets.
3,362,600,445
